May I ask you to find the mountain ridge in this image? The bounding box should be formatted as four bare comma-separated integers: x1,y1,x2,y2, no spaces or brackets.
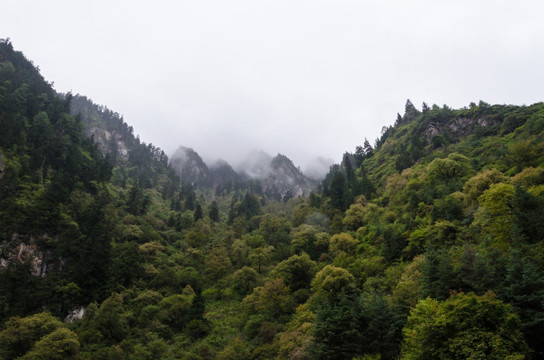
170,146,316,199
2,39,544,359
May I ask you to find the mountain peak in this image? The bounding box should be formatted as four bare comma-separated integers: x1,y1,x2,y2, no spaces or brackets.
170,146,209,186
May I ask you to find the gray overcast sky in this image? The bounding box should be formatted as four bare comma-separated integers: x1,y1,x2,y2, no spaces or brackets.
2,1,544,170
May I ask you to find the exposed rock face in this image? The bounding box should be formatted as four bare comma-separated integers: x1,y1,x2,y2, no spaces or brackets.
87,126,130,161
235,151,315,197
170,147,316,197
422,116,495,143
71,95,136,163
170,146,210,187
64,307,85,323
262,154,315,197
0,234,54,277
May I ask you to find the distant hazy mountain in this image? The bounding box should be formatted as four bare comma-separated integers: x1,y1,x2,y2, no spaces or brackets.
170,146,211,188
209,159,243,188
262,154,315,198
236,150,273,179
170,147,315,198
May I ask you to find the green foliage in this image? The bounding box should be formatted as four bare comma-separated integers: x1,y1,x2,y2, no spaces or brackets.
421,248,457,300
204,247,233,282
159,287,195,330
311,265,356,299
426,153,473,190
194,202,203,221
462,168,506,206
313,290,364,360
216,338,252,360
229,193,261,222
231,266,261,296
343,203,366,231
502,248,544,357
248,245,274,274
291,224,329,260
474,182,515,244
21,327,80,360
401,292,528,359
209,200,219,222
272,253,317,292
510,185,544,243
2,40,544,358
91,293,129,344
0,312,63,360
329,232,358,257
329,171,347,210
313,291,404,360
243,278,292,319
508,138,542,171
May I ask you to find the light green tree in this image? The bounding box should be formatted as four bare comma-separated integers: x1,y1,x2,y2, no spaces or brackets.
311,265,357,300
21,327,80,360
401,292,528,359
474,182,515,245
329,232,359,257
0,312,63,360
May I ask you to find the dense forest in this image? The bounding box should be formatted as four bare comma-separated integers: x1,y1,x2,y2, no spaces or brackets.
1,39,543,359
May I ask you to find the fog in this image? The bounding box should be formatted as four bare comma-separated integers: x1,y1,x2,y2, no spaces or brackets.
2,1,543,172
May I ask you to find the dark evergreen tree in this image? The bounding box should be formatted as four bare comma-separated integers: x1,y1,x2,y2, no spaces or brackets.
314,290,363,360
194,202,203,222
354,145,365,167
502,250,544,358
421,248,457,300
329,171,346,211
209,200,219,222
183,184,196,211
363,138,373,158
127,185,150,215
238,193,261,219
510,185,544,243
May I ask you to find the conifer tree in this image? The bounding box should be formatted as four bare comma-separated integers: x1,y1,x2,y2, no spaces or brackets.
209,200,219,222
194,202,203,221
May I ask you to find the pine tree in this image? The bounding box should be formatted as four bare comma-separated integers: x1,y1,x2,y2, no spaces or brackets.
194,202,203,221
329,171,346,211
209,200,219,222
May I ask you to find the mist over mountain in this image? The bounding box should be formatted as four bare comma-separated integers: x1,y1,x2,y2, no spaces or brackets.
71,91,320,199
208,158,242,188
235,150,274,179
302,156,335,180
169,146,315,198
170,146,210,187
2,38,544,359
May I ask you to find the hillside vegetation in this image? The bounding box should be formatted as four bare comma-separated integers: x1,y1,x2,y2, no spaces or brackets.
1,39,543,359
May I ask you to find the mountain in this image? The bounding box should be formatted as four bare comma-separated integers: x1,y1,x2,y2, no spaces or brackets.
70,95,135,163
0,39,115,302
262,154,315,199
70,95,177,190
170,147,315,199
209,159,243,190
2,39,544,359
236,150,273,178
170,146,210,187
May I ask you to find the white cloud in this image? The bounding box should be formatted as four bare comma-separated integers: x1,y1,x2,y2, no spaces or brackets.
2,0,543,168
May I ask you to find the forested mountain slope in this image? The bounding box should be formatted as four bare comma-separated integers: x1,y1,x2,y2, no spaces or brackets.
1,39,543,359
